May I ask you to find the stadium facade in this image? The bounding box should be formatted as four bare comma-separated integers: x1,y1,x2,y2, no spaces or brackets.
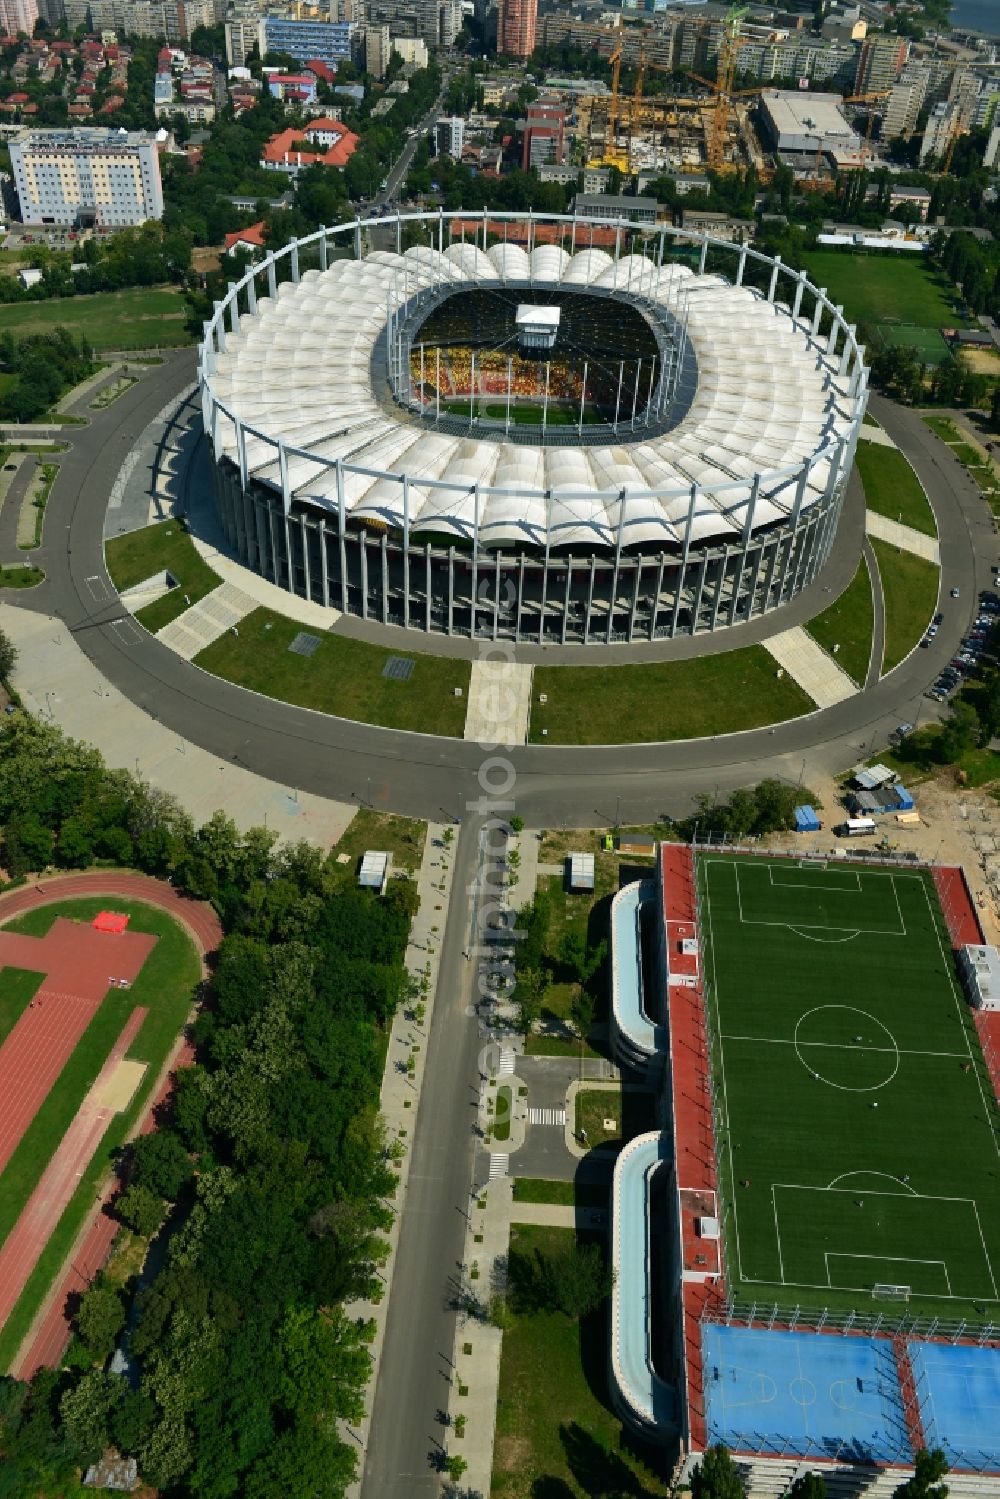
199,211,868,647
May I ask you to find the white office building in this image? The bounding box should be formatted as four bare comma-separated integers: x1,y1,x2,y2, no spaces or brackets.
10,128,164,228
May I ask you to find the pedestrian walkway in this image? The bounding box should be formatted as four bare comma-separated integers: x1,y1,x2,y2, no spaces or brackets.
527,1106,566,1126
339,822,457,1498
764,625,856,709
463,659,533,745
488,1154,508,1178
859,423,897,450
498,1048,516,1075
509,1202,576,1228
155,581,259,660
2,605,353,846
865,509,941,564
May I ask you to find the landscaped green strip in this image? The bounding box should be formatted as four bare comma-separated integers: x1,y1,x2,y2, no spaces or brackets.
105,519,220,633
803,557,874,687
799,251,963,331
0,968,44,1049
494,1083,512,1142
855,443,936,538
870,538,939,675
0,898,199,1370
0,565,43,589
492,1224,668,1498
529,646,814,745
524,1033,603,1059
924,415,998,507
195,608,471,737
0,288,192,351
511,1179,607,1208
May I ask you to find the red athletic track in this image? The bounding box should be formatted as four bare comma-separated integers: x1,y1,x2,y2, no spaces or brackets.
933,865,1000,1103
0,920,156,1178
0,873,221,1378
0,1006,147,1331
660,844,723,1456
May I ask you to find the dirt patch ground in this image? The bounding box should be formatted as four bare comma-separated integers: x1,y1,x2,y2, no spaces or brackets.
94,1057,146,1112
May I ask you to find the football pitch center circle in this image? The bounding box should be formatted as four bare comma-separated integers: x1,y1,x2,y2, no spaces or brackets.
793,1005,900,1092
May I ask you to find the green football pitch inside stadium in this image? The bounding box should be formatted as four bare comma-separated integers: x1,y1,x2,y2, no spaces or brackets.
698,855,1000,1325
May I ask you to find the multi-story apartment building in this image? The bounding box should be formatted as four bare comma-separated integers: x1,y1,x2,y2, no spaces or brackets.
522,98,565,170
884,74,926,138
497,0,536,60
920,99,961,162
10,127,164,226
258,14,353,66
363,21,390,76
390,35,426,65
0,0,38,34
854,33,908,94
435,114,463,157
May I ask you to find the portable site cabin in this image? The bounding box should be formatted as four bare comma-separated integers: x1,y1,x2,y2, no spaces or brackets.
958,945,1000,1012
793,805,821,833
567,852,595,892
617,833,656,857
841,817,877,837
358,850,391,893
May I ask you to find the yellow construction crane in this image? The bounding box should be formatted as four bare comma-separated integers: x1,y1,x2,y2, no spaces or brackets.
691,3,754,172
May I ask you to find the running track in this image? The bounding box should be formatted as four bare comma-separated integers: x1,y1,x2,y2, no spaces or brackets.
0,873,221,1377
0,1006,147,1331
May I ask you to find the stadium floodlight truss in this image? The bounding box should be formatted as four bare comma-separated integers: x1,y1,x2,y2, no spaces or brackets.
200,209,869,645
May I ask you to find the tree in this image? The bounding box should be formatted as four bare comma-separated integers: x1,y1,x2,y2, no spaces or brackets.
116,1184,165,1239
690,1443,744,1499
76,1283,126,1362
787,1474,828,1499
894,1449,949,1498
446,1454,468,1482
0,625,16,682
991,385,1000,433
540,1242,613,1319
129,1130,192,1200
59,1370,124,1461
939,699,980,763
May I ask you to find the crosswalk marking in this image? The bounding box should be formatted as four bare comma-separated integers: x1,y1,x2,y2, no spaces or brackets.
527,1107,566,1127
489,1154,508,1178
498,1048,515,1075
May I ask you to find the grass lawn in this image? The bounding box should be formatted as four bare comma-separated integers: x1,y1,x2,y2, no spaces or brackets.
700,855,999,1324
494,1084,513,1142
575,1088,621,1148
0,897,200,1371
524,1033,604,1059
855,443,936,537
0,564,43,589
923,416,998,508
881,725,1000,790
530,646,814,744
870,538,939,675
0,968,44,1049
327,808,426,893
530,857,619,1034
440,400,603,427
492,1224,668,1499
800,252,961,331
511,1179,608,1208
195,609,472,736
105,520,220,634
803,556,874,687
0,288,192,351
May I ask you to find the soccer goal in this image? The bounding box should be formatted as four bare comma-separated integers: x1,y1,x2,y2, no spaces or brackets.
873,1284,912,1301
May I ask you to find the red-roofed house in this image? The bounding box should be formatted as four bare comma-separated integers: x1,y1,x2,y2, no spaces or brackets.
304,58,335,84
260,118,359,176
224,221,267,255
8,91,28,104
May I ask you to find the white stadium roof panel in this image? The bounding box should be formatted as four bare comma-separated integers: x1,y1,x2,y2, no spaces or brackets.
206,237,864,553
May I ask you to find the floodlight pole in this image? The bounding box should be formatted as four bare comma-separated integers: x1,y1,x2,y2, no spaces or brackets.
613,361,624,433
542,360,550,433
631,357,642,427
506,357,512,435
420,342,425,406
645,358,656,426
578,358,587,435
470,350,476,425
435,348,441,424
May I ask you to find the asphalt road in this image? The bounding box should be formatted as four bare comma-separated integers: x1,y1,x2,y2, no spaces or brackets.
361,817,486,1498
10,356,994,829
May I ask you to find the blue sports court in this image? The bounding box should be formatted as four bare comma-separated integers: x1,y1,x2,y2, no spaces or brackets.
703,1324,910,1464
908,1341,1000,1473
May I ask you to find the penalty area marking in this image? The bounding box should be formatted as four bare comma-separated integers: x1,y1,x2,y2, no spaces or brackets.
825,1252,952,1297
731,864,908,938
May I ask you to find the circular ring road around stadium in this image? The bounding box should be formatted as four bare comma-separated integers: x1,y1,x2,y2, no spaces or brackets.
30,272,994,825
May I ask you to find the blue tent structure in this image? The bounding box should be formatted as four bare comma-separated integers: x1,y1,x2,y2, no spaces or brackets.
794,805,821,832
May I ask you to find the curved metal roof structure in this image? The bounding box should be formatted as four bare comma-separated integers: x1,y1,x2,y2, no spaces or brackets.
203,224,865,555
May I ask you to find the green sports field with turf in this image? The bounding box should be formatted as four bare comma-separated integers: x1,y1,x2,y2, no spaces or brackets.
698,854,1000,1325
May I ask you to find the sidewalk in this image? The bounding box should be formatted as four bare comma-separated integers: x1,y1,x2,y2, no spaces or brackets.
342,821,458,1498
865,510,941,564
3,605,353,846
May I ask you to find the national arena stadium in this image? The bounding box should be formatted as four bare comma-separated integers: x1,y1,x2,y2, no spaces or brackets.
198,211,868,646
